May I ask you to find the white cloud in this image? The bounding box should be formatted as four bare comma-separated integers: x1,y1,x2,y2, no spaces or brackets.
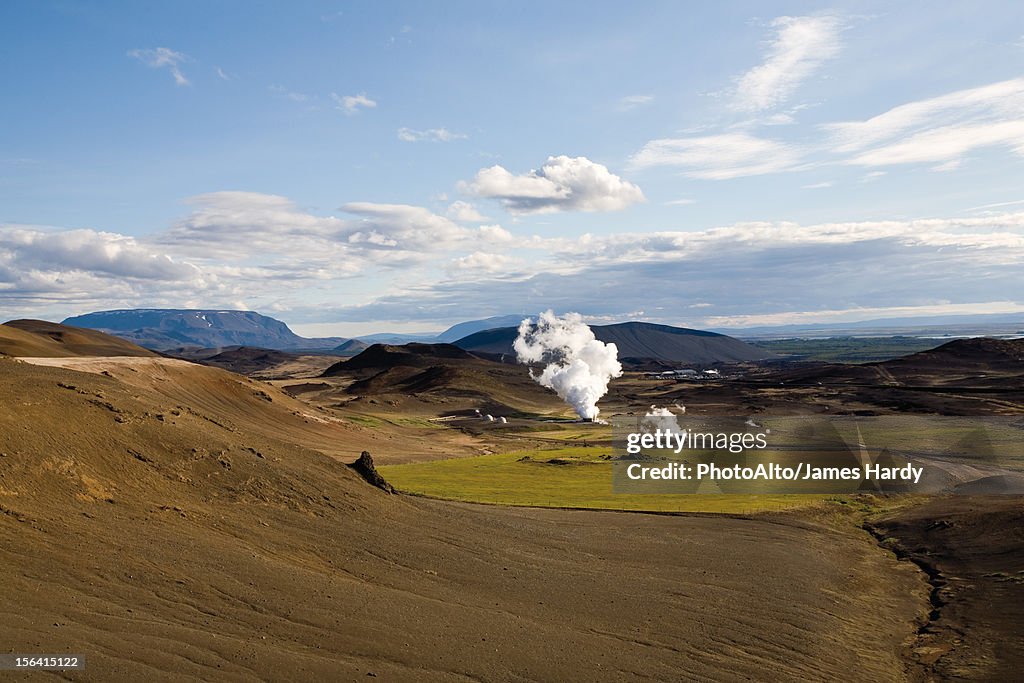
1,226,197,281
340,202,480,251
127,47,190,86
665,198,696,206
802,181,833,189
826,78,1024,168
319,212,1024,325
629,132,803,180
8,202,1024,329
966,198,1024,212
162,191,348,256
397,127,467,142
931,159,962,172
332,92,377,114
618,94,654,110
450,251,521,272
446,201,486,222
463,155,645,214
215,67,230,81
731,15,843,112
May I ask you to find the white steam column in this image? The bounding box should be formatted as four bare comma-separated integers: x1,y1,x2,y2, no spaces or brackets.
513,310,623,421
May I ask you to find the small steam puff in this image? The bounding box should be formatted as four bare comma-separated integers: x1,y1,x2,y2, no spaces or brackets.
513,310,623,421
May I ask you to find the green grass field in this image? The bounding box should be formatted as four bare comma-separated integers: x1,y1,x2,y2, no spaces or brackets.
379,446,830,514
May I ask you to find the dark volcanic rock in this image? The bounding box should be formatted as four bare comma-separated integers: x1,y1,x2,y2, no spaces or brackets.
323,342,481,376
349,451,394,493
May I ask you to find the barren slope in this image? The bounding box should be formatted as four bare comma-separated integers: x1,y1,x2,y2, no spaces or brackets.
1,320,155,358
0,357,927,681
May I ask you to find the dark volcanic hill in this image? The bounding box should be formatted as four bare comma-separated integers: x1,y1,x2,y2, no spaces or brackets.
455,321,774,365
884,337,1024,373
63,309,346,351
333,338,370,356
778,338,1024,389
196,346,297,375
0,319,155,357
323,342,482,376
319,342,563,412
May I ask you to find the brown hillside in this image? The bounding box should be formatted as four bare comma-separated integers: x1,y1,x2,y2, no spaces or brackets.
0,356,926,681
1,319,155,357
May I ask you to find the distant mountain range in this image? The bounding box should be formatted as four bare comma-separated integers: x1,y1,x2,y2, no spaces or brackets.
435,314,528,342
62,309,347,351
60,309,530,352
56,309,775,364
456,321,773,365
355,315,530,345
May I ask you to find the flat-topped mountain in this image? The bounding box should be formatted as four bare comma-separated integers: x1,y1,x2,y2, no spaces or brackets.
455,321,774,364
63,309,346,351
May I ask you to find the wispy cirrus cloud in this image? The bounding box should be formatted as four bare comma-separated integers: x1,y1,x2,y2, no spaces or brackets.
825,77,1024,169
617,94,654,111
731,15,844,112
270,85,311,103
397,127,467,142
127,47,191,86
331,92,376,114
629,132,803,179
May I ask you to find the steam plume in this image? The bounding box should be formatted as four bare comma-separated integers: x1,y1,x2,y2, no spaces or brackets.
513,310,623,420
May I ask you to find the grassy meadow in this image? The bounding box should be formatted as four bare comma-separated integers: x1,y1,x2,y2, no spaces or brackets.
379,446,830,514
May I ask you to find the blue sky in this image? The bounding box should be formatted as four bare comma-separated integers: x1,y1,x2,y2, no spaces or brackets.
3,1,1024,336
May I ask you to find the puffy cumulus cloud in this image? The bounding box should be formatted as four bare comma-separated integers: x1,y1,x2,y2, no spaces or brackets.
339,202,510,253
629,133,803,179
463,156,645,214
161,192,513,269
127,47,190,86
160,191,348,258
0,226,198,281
449,251,523,273
446,200,486,222
0,225,218,317
826,78,1024,168
731,15,844,113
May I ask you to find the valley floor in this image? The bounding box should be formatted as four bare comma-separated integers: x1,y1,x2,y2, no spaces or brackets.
2,495,926,682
